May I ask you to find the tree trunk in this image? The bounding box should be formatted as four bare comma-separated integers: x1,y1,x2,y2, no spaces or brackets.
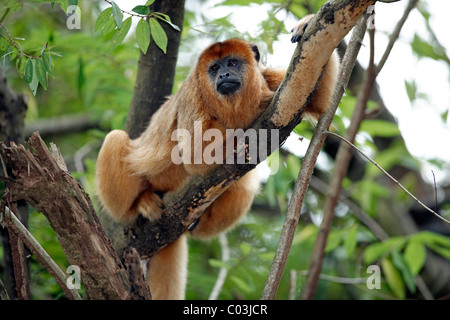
124,0,186,139
0,66,29,299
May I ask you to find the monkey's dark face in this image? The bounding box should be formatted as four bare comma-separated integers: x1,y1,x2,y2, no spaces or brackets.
208,56,244,96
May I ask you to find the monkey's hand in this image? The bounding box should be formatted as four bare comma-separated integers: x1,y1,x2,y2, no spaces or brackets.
136,190,164,221
291,14,314,43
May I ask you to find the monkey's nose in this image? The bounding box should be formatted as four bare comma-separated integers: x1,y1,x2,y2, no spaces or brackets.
219,72,230,79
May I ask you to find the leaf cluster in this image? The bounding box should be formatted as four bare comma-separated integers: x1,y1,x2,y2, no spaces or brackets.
95,1,180,54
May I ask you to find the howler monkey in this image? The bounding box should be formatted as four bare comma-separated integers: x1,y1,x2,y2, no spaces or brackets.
96,14,339,299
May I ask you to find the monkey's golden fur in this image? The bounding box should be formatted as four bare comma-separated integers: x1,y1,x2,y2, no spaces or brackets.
96,15,339,300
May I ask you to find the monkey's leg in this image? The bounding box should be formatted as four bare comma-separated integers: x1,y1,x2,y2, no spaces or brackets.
146,234,188,300
96,130,146,222
190,169,260,239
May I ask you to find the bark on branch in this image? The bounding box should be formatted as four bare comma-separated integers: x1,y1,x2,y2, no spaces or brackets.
1,134,133,299
103,0,377,259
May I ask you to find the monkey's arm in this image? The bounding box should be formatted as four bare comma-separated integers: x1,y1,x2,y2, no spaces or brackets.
291,14,340,122
262,68,285,92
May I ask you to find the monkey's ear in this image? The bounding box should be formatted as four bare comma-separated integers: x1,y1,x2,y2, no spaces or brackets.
250,44,260,63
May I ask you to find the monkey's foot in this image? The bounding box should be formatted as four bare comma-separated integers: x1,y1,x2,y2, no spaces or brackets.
291,14,314,43
136,191,163,221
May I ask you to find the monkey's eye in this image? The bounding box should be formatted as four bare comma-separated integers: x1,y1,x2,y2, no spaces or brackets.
210,64,220,73
227,59,238,67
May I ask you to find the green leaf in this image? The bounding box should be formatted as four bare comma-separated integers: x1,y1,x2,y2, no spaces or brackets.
325,229,345,253
28,60,39,96
42,51,54,78
35,58,47,90
77,57,84,97
382,257,405,299
427,243,450,259
266,149,280,175
360,120,400,138
145,0,156,5
95,7,113,32
132,5,150,15
344,225,358,255
208,259,230,270
411,33,450,63
264,176,277,207
153,12,181,31
153,12,171,22
364,237,406,264
136,19,150,54
441,109,449,123
404,240,426,276
286,154,300,181
413,231,450,248
230,276,252,294
110,17,132,52
25,58,34,83
239,243,252,256
414,231,450,259
391,251,415,294
404,79,417,103
111,1,123,28
149,17,168,54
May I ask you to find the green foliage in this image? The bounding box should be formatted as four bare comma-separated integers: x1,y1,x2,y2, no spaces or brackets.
363,231,450,298
94,2,180,55
136,19,151,54
148,17,167,54
411,33,450,65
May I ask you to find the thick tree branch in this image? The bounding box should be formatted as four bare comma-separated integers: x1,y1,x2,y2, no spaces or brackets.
1,134,133,299
24,114,99,139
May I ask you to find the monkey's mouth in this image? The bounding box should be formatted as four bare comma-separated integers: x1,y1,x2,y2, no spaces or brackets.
217,81,241,95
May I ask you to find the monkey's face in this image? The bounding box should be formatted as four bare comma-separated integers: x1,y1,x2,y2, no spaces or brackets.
197,39,261,99
208,56,244,96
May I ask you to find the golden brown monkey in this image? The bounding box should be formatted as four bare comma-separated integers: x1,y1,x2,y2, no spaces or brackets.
96,14,339,300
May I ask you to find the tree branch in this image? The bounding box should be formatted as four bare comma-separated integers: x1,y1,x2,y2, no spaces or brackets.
208,233,230,300
24,114,99,139
0,65,30,299
375,0,419,75
1,206,82,300
300,0,420,300
300,11,374,301
325,132,450,225
262,5,373,301
1,133,134,299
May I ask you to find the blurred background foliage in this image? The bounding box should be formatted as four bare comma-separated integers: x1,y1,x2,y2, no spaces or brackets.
1,0,449,300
